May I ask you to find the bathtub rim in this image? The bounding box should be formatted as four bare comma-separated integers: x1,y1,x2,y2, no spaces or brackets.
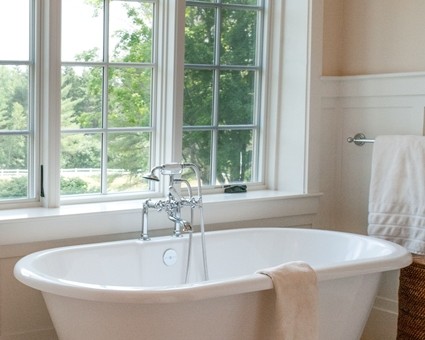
14,227,412,304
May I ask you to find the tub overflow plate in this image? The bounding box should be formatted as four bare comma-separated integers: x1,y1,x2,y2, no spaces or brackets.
163,248,177,266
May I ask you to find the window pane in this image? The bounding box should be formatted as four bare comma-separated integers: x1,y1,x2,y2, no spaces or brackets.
62,0,103,62
217,130,252,183
61,66,103,129
219,70,255,125
110,1,154,63
60,134,101,195
184,69,213,126
0,0,29,60
185,6,215,65
107,133,150,193
0,136,28,199
108,67,152,128
182,131,211,185
221,9,258,65
0,66,29,130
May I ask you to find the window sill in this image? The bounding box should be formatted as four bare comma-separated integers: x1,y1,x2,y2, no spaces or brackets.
0,190,321,245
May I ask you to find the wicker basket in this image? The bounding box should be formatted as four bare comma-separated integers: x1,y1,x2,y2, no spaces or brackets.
397,255,425,339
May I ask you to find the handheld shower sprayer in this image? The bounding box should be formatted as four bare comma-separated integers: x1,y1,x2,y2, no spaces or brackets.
143,163,184,181
143,163,202,196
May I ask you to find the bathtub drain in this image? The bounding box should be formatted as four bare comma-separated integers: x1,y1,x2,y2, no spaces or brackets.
163,248,178,266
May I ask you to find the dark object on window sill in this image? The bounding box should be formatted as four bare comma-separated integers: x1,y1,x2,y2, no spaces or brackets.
224,184,247,193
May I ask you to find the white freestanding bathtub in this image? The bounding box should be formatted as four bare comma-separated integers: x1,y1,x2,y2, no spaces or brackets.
14,227,411,340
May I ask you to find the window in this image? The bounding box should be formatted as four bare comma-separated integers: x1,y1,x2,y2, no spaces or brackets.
0,0,269,207
60,0,156,196
0,0,35,201
0,0,320,245
183,0,264,186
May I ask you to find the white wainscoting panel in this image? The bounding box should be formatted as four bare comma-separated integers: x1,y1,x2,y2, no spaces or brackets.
321,72,425,339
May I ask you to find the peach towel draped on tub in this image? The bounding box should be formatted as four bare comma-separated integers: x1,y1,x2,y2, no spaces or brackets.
368,135,425,255
257,261,318,340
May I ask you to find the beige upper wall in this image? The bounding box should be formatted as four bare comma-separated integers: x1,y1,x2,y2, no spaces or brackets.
323,0,425,76
322,0,344,75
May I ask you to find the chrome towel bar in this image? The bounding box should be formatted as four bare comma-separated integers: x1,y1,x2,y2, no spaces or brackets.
347,133,375,146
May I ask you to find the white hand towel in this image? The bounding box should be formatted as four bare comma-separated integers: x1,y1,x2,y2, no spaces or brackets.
257,261,318,340
368,135,425,254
